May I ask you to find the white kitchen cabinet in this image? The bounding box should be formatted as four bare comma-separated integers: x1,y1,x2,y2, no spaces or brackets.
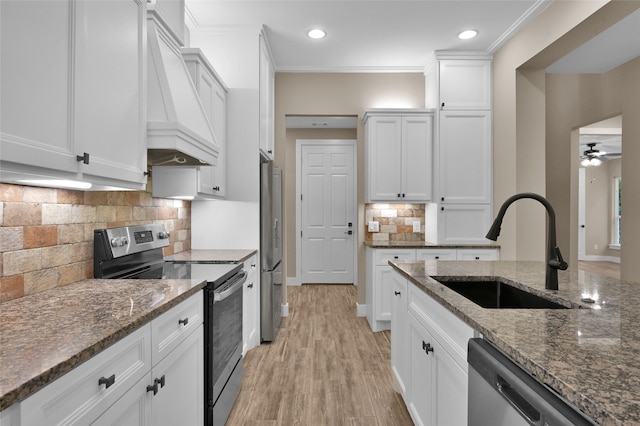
365,248,416,332
0,0,147,191
405,277,474,426
243,255,259,354
151,165,222,199
457,248,499,261
437,110,492,205
364,111,434,202
391,273,409,399
20,325,152,426
438,59,492,110
433,203,494,245
416,248,457,260
20,292,204,426
425,52,493,244
0,405,19,426
259,34,275,159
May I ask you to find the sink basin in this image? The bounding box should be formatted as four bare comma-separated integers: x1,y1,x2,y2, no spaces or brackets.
433,277,571,309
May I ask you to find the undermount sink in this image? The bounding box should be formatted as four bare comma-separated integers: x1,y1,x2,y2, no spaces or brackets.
433,277,573,309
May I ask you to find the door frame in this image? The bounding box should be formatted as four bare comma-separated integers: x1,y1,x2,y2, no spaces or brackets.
294,139,358,286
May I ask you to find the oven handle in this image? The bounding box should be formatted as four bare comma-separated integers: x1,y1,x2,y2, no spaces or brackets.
213,272,247,303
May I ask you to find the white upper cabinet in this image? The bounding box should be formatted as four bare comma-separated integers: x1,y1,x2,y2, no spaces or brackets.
0,0,147,190
364,110,434,202
259,34,275,159
438,59,492,110
438,110,492,204
148,0,185,46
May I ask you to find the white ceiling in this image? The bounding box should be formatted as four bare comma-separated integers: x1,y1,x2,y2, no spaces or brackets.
185,0,551,72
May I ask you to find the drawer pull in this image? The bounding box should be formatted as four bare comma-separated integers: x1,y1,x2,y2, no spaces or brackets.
147,383,158,395
435,256,440,260
178,317,189,326
155,375,166,389
422,341,434,355
394,256,399,259
98,374,116,389
394,291,401,296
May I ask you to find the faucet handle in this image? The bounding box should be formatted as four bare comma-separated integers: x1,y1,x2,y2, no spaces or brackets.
550,247,568,270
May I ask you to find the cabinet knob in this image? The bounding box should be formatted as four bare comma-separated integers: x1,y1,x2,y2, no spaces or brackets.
397,193,401,198
248,282,254,289
155,375,166,389
394,291,401,296
178,317,189,326
76,152,90,164
147,383,158,395
422,341,434,355
435,256,440,260
213,186,220,191
402,193,406,198
441,197,445,202
441,102,445,109
268,150,273,154
98,374,116,389
441,206,444,211
475,256,480,260
394,256,399,259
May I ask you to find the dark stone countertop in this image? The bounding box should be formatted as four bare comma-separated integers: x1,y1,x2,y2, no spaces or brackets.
364,240,499,249
165,249,257,264
390,260,639,426
0,277,206,410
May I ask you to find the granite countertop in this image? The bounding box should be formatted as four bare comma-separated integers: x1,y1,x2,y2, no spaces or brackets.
364,240,500,249
165,249,257,264
390,260,639,426
0,277,206,411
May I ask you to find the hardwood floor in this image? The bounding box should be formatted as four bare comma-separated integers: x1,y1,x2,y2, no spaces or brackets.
226,284,413,426
577,260,620,279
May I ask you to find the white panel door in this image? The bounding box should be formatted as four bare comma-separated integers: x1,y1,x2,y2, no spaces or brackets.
300,141,356,283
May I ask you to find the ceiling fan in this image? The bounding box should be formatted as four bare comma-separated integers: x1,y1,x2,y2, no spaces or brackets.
580,142,621,166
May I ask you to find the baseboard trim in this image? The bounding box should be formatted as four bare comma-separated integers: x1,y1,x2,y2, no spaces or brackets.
579,255,621,264
282,303,289,317
287,276,302,286
356,303,367,317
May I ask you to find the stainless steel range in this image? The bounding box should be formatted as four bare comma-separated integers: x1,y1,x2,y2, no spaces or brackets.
94,224,246,426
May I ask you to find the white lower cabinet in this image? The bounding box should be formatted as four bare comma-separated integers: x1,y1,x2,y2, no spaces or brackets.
20,292,204,426
243,255,259,354
367,247,498,332
390,273,409,398
392,272,475,426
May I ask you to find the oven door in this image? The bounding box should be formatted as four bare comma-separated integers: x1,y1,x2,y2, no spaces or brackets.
208,271,246,421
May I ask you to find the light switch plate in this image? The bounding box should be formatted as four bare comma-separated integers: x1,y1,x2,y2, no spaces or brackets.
413,221,421,232
368,221,379,232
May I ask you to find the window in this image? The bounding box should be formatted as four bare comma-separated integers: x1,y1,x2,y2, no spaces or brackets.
612,177,622,246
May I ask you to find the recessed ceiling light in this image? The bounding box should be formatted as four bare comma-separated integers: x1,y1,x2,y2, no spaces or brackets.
307,29,326,39
458,29,478,40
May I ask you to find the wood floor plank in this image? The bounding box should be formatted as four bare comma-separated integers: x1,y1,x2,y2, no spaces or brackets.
225,284,413,425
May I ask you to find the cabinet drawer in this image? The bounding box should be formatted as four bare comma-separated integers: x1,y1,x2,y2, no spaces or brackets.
374,249,416,266
21,324,151,426
243,255,258,278
457,248,499,261
408,283,473,369
416,249,457,260
151,292,203,365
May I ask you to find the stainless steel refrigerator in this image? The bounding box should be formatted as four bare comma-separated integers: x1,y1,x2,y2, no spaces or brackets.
260,156,283,342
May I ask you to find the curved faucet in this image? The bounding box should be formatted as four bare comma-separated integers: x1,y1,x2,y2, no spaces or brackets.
485,192,568,290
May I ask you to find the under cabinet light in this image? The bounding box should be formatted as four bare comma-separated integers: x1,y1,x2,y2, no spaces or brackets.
16,179,92,190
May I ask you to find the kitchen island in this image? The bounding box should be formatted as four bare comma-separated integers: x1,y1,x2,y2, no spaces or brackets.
390,260,639,426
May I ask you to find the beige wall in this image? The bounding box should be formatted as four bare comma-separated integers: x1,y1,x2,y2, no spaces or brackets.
493,0,640,282
274,73,425,304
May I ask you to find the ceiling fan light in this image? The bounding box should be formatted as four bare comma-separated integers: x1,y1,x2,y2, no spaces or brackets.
307,29,326,39
590,158,602,167
581,158,591,167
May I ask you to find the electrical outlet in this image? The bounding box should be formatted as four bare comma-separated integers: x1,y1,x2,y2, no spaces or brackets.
368,221,379,232
413,221,421,233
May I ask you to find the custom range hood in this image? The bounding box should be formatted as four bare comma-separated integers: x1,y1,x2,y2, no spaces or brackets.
147,7,218,166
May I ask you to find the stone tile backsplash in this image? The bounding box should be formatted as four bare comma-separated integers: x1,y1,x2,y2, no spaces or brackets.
365,203,425,242
0,184,191,303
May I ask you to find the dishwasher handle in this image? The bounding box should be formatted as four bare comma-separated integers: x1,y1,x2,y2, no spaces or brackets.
213,272,247,303
497,374,541,425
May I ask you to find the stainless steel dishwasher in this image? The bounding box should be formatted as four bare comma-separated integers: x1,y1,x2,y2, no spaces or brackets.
468,338,598,426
